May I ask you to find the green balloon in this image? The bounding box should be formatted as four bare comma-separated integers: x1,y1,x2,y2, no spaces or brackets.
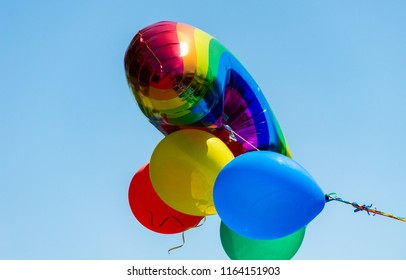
220,222,306,260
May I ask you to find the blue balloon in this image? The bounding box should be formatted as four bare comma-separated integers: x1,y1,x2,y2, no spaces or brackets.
213,151,325,240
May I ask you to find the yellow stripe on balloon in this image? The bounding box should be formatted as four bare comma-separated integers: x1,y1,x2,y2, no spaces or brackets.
194,28,212,79
137,90,188,111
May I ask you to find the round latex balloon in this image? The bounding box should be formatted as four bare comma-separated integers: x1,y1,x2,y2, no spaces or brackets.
213,151,325,240
220,222,306,260
128,163,204,234
150,129,234,216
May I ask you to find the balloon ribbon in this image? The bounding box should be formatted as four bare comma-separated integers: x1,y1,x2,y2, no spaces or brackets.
168,231,186,254
224,125,259,151
168,217,207,254
325,193,406,222
150,210,188,230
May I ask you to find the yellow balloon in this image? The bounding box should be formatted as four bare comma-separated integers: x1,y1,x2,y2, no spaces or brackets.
150,129,234,216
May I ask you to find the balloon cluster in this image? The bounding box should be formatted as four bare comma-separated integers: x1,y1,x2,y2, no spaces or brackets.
125,21,326,259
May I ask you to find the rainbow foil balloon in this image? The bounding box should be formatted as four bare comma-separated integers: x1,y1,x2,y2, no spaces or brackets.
124,21,291,155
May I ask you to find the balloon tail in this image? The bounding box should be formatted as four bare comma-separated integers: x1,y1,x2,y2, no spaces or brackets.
325,193,406,222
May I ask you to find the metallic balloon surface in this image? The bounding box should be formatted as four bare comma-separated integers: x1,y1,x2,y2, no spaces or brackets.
124,21,291,156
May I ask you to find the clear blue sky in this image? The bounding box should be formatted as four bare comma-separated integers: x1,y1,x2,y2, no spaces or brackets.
1,0,405,260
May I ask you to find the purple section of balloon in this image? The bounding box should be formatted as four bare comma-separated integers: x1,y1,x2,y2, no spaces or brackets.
223,87,258,151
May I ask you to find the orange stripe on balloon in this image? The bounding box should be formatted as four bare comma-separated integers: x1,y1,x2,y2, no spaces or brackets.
176,23,197,84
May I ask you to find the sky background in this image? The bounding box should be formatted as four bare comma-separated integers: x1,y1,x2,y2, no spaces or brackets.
1,0,405,260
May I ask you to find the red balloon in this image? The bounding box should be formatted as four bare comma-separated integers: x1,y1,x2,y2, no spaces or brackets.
128,163,204,234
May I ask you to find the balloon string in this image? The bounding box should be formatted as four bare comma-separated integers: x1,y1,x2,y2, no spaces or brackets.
168,231,185,254
149,211,189,229
138,32,163,71
167,217,207,254
325,193,406,222
223,125,259,151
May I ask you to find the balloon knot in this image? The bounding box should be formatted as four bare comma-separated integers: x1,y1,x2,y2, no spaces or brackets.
223,125,237,141
325,193,337,202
